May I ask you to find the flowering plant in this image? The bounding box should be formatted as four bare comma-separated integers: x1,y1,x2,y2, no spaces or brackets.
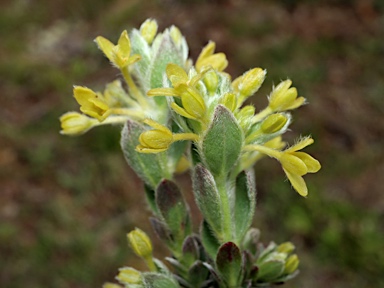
60,19,321,288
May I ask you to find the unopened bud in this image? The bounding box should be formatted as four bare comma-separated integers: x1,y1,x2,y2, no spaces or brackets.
220,92,237,112
116,267,142,285
203,70,219,94
261,113,288,134
284,254,299,274
140,19,158,45
238,68,266,100
170,26,182,46
127,228,153,259
277,241,295,254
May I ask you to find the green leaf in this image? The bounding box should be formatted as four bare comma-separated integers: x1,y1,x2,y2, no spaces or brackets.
181,236,201,267
188,261,209,287
120,120,164,189
150,34,184,89
201,105,243,178
156,180,190,242
256,260,285,282
234,170,256,243
142,273,179,288
150,217,173,247
192,164,223,236
130,29,152,91
200,221,220,260
144,185,158,215
216,242,242,287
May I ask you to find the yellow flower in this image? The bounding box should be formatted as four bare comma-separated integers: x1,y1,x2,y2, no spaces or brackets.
195,41,228,72
171,84,207,120
232,68,266,104
59,112,97,135
95,30,141,69
136,119,199,154
73,86,110,121
147,64,206,100
136,119,174,153
268,80,306,112
243,137,321,197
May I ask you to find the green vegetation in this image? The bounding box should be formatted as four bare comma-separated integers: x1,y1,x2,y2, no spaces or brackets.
1,0,383,287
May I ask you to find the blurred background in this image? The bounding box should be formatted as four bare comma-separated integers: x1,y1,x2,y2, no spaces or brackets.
1,0,384,287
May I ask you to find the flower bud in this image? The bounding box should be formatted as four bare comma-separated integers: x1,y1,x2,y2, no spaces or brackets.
238,68,266,100
220,92,237,112
203,70,219,94
127,228,153,259
261,113,288,134
284,254,299,274
60,112,96,135
116,267,142,285
170,25,182,46
140,19,158,44
277,241,295,254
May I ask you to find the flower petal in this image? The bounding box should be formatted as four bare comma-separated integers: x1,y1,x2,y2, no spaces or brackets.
284,169,308,197
285,137,314,153
293,152,321,173
280,153,308,176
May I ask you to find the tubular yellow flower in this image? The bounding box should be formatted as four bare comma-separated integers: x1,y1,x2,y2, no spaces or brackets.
195,41,228,72
166,63,189,88
73,86,110,121
60,112,98,135
136,119,174,153
171,84,206,120
136,119,199,153
268,80,306,112
243,137,321,197
234,68,266,104
95,30,141,69
140,19,158,45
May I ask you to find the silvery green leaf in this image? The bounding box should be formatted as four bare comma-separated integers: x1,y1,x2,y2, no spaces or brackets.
200,221,220,260
149,33,183,89
234,170,256,243
201,105,243,178
192,164,223,235
120,120,164,189
130,29,152,91
216,242,242,287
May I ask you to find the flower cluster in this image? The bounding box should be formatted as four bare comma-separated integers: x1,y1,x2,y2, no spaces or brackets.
60,19,321,288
